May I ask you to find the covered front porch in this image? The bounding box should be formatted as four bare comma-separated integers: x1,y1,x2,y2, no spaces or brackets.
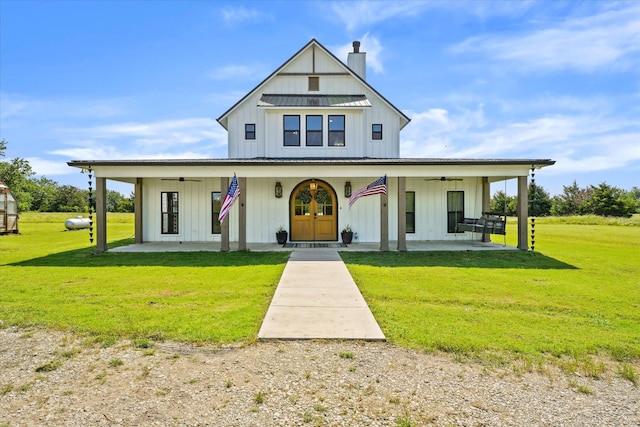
67,158,554,253
109,239,517,253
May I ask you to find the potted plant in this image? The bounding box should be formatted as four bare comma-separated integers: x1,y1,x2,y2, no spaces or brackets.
276,226,288,244
341,225,353,244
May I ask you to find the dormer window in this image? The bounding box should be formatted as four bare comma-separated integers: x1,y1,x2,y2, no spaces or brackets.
308,76,319,91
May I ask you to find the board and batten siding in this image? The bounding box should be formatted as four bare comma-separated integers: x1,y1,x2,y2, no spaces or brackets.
141,177,483,243
225,49,402,159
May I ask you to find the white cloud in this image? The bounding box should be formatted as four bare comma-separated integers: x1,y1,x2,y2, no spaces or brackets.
333,33,384,74
207,64,267,81
221,6,266,25
400,105,640,178
51,118,228,161
450,4,640,72
25,157,73,176
330,1,433,32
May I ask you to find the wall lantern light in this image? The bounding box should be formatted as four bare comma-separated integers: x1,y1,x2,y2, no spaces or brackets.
344,181,352,198
309,181,318,191
275,181,283,198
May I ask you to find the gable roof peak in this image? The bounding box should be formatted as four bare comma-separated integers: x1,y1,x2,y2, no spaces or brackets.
217,38,410,130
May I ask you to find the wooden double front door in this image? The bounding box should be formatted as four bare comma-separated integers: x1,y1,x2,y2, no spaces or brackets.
290,180,337,241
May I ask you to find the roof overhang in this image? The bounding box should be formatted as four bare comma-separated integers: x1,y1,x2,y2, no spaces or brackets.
68,158,555,185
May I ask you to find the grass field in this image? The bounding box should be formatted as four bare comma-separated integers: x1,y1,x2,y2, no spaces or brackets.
0,212,289,344
342,216,640,362
1,212,639,365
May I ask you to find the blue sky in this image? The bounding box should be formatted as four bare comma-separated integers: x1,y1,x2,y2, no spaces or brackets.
1,0,639,196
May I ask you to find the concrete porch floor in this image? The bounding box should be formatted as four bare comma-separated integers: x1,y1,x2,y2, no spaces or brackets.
109,239,516,253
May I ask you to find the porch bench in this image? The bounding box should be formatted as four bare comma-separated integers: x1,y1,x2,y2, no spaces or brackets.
457,212,506,235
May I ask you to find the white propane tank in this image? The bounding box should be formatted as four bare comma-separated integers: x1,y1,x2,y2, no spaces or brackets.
64,216,91,230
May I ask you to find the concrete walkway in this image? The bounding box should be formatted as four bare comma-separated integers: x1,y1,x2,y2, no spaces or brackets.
258,250,386,341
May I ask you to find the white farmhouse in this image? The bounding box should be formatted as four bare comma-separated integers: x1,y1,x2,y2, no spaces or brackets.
68,39,554,252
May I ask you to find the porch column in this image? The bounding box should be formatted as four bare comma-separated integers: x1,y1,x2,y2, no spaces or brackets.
238,177,247,251
220,177,230,252
95,177,107,253
481,177,490,243
517,175,528,250
380,191,389,251
397,176,407,251
134,178,143,244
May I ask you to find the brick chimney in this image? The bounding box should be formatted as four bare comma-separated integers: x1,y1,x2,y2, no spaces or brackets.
347,41,366,80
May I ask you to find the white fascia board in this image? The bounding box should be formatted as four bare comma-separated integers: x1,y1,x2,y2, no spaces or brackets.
89,163,533,180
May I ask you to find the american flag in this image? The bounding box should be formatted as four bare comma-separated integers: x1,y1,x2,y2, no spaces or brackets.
349,175,387,209
218,174,240,223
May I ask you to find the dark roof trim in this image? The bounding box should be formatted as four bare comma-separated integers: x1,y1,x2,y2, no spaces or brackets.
216,39,411,129
68,158,555,168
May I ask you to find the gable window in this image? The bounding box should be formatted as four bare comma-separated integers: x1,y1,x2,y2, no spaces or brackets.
308,76,319,91
161,192,179,234
328,115,345,147
245,124,255,140
406,191,415,233
211,191,221,234
306,115,323,146
447,191,464,233
372,124,383,140
284,115,300,146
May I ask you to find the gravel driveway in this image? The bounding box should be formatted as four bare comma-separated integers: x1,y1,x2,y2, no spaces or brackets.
1,328,638,426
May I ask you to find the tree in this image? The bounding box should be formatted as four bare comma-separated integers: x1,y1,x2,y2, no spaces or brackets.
627,187,640,214
30,177,59,211
528,182,551,216
0,157,36,211
106,190,134,213
490,191,517,216
0,139,6,157
52,185,86,212
582,182,636,217
551,180,591,216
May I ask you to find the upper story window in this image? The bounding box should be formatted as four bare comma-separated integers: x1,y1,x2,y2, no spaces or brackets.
284,115,300,146
306,115,323,146
308,76,319,91
245,124,255,140
328,115,345,147
372,124,383,140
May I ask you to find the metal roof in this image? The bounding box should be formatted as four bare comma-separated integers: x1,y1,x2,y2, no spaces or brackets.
258,94,371,108
68,158,555,168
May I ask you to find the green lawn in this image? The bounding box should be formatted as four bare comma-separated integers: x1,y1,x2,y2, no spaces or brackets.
0,212,289,344
1,213,639,363
341,217,640,361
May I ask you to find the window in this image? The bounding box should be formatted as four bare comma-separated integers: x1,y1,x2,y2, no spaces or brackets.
161,192,179,234
284,115,300,146
308,76,319,91
406,191,415,233
306,115,323,146
211,192,221,234
245,124,255,140
372,124,383,140
447,191,464,233
328,115,345,146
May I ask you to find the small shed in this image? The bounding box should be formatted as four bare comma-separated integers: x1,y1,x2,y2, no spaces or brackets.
0,180,19,234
